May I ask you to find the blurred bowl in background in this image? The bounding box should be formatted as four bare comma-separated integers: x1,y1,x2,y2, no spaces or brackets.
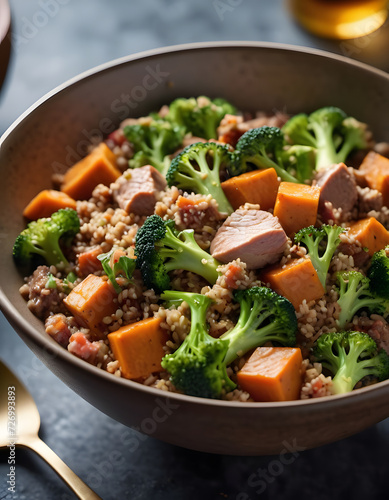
0,0,11,91
1,42,389,455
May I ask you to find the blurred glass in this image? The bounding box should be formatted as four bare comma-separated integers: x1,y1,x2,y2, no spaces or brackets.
288,0,388,39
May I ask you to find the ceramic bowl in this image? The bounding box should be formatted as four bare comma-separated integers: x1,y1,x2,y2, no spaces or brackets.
1,42,389,455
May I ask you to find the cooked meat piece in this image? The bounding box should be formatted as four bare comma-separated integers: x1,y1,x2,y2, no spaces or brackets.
217,112,289,148
238,111,289,132
337,242,370,268
182,135,207,147
45,313,73,347
356,185,383,214
171,135,208,158
26,266,67,319
374,142,389,158
315,163,358,215
354,317,389,355
210,209,287,269
112,165,166,215
67,331,102,365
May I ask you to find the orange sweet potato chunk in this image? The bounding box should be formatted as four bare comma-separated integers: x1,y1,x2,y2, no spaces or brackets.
108,317,169,380
237,347,303,402
63,274,117,337
347,217,389,256
61,143,121,200
77,246,103,276
221,168,280,210
261,258,325,309
273,182,320,236
23,189,77,220
359,151,389,207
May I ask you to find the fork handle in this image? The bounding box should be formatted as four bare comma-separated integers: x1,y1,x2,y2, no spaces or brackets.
19,435,102,500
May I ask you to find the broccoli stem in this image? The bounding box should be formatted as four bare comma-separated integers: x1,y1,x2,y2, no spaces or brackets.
331,342,371,394
247,148,299,184
335,129,360,164
195,147,233,213
337,276,378,329
309,122,337,169
222,303,274,365
315,229,341,288
41,238,69,267
159,228,220,284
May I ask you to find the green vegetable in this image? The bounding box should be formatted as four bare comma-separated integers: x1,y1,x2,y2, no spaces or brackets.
166,142,234,214
63,271,77,294
165,96,236,140
13,208,80,270
282,106,369,170
368,247,389,299
135,215,221,293
277,144,317,183
232,126,299,182
161,291,236,399
294,225,345,288
336,271,389,329
97,249,136,294
221,287,297,365
45,273,57,289
123,119,185,175
314,331,389,394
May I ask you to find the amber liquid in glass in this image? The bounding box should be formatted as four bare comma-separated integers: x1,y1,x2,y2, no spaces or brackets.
289,0,388,39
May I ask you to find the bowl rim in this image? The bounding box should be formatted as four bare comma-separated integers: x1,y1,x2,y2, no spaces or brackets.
1,40,389,410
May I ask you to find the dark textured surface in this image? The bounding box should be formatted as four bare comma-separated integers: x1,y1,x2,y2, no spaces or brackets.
1,1,389,499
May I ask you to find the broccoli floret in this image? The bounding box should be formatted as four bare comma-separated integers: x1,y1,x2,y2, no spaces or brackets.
13,208,80,270
336,271,389,329
232,126,299,182
221,287,297,365
282,106,368,170
135,215,221,293
161,291,236,399
166,142,233,214
306,107,346,169
277,144,317,183
123,119,185,175
97,248,136,294
314,331,389,394
165,96,237,140
336,116,369,162
282,113,317,148
368,248,389,299
294,225,345,288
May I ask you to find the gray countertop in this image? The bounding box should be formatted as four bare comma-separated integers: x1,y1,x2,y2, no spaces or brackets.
1,1,389,499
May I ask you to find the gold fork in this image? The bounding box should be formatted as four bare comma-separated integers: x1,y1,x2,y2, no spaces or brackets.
0,359,102,499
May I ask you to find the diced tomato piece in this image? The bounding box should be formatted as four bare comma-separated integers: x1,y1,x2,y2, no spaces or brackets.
68,331,100,364
107,129,127,147
224,262,244,289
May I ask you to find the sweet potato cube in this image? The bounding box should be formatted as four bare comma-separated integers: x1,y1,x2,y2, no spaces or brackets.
63,274,117,336
77,246,103,276
261,258,325,309
347,217,389,256
359,151,389,207
23,189,77,220
221,168,280,210
61,143,121,200
237,347,303,402
273,182,320,236
108,317,169,379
